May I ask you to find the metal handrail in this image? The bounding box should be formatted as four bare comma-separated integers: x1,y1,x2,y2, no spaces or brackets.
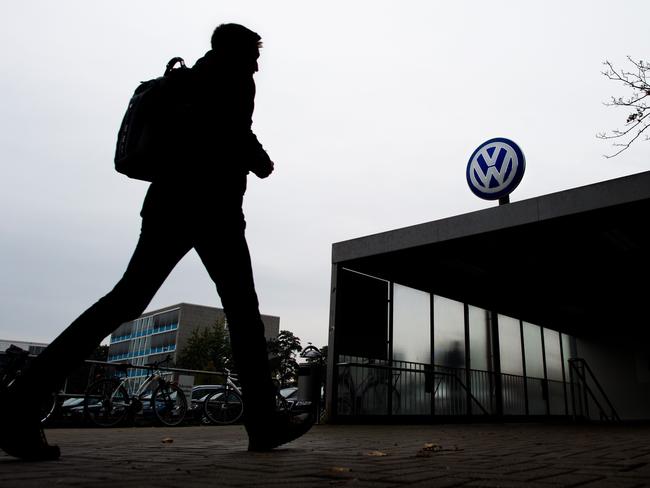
336,361,490,416
568,358,620,422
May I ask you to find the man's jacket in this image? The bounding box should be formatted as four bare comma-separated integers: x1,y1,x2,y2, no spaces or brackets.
141,50,272,219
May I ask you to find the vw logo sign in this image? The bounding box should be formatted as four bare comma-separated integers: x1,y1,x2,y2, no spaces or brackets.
466,138,525,200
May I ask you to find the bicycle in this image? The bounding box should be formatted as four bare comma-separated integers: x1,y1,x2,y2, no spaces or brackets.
202,368,244,425
337,358,401,416
84,356,187,427
202,370,311,425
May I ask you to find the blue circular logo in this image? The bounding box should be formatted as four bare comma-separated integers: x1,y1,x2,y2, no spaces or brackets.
466,138,525,200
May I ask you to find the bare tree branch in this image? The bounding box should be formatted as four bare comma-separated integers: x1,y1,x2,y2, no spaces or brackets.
599,57,650,157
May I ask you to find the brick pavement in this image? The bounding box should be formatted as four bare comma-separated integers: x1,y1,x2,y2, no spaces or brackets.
1,423,650,487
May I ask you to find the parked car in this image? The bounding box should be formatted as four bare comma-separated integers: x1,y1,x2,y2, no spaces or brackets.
279,386,298,408
190,385,226,421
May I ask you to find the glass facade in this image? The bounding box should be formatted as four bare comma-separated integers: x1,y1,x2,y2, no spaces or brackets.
393,284,430,364
334,273,577,419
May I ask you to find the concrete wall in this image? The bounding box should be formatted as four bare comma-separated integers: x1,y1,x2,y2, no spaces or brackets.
175,304,225,355
175,303,280,358
576,338,650,420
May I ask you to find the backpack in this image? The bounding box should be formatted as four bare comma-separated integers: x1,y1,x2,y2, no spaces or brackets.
114,57,191,181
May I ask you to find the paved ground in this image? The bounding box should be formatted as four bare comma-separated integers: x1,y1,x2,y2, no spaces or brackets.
1,423,650,487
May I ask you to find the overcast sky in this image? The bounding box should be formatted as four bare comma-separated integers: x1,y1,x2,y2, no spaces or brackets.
1,1,649,349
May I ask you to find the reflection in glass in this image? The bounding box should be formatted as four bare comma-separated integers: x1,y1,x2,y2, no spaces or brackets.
469,306,490,371
433,296,465,367
337,354,393,415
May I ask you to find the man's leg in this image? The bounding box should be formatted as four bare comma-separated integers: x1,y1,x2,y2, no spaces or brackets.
194,219,276,422
193,217,313,450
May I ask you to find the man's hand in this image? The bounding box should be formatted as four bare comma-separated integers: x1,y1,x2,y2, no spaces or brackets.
251,159,274,178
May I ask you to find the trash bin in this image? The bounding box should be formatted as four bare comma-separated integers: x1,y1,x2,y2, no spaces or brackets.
297,362,321,421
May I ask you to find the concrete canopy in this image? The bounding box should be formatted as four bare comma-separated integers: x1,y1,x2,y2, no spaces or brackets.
332,171,650,345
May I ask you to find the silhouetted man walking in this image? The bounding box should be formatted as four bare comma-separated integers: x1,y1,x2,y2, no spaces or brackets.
0,23,312,460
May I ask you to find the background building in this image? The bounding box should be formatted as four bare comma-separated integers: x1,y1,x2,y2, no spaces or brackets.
0,339,48,356
107,303,280,391
0,339,49,370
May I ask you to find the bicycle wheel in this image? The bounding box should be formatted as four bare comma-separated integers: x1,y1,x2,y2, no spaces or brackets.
84,379,130,427
152,383,187,426
203,389,243,425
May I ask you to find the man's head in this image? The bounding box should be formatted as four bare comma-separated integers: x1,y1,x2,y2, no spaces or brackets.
211,23,262,73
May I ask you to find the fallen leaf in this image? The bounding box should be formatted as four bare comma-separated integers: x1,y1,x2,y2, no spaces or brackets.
422,443,442,452
416,442,444,457
365,450,388,457
161,437,174,444
330,467,352,473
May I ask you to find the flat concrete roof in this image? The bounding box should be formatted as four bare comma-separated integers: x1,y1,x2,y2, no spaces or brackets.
332,170,650,343
334,170,650,263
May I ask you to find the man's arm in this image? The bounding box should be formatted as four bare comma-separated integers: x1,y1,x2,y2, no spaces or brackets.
245,132,274,178
231,76,274,178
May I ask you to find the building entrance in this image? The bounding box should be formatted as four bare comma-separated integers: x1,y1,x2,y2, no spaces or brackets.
331,269,575,421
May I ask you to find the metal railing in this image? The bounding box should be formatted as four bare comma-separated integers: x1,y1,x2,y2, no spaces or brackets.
568,358,620,422
335,355,576,419
336,356,489,417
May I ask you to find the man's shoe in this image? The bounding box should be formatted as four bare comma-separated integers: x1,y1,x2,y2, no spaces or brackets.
247,411,313,451
0,423,60,461
0,385,60,461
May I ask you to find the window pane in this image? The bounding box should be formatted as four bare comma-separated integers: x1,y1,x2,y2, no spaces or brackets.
433,296,465,368
523,322,544,379
393,284,430,364
498,316,525,414
469,306,490,371
544,329,563,381
561,333,573,383
498,315,522,375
